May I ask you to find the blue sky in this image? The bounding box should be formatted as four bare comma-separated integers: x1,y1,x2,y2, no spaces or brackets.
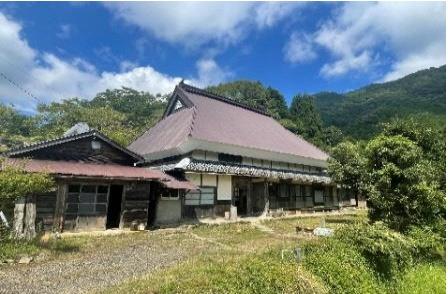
0,2,445,112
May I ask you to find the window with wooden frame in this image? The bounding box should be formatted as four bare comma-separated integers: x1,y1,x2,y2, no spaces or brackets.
185,186,215,206
66,184,108,216
160,189,180,200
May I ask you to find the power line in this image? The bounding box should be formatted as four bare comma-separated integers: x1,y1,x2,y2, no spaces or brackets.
0,71,42,103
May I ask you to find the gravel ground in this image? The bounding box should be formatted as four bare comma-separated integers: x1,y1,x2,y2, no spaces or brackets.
0,231,196,294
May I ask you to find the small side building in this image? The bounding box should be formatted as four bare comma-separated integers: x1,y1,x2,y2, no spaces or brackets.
3,129,196,235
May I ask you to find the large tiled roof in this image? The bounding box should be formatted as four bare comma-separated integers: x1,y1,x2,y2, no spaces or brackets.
128,83,329,162
128,107,196,156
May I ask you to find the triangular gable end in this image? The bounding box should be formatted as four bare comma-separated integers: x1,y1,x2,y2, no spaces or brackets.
163,85,194,118
6,131,143,165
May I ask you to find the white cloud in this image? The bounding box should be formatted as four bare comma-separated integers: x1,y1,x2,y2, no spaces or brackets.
193,58,233,87
105,2,301,48
254,2,303,29
313,2,446,79
56,24,72,39
283,32,316,63
0,12,228,112
381,44,446,82
320,51,374,77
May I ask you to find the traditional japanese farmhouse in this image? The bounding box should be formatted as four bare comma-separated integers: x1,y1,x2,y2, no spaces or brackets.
129,82,360,223
3,128,196,236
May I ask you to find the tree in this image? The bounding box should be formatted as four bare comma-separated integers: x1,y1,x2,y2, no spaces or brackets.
323,126,344,147
328,141,367,206
90,87,166,132
0,158,54,240
207,80,288,119
266,87,289,119
0,105,38,150
382,115,445,191
289,94,324,146
364,135,444,231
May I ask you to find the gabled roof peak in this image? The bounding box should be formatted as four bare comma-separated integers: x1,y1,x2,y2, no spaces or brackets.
178,82,270,117
5,129,143,161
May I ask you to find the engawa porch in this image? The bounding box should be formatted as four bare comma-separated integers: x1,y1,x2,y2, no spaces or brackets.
231,176,352,217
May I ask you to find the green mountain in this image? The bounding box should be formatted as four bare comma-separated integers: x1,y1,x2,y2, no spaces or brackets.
314,65,446,138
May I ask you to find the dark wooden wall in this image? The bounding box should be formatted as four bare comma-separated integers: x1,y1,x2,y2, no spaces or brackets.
11,137,136,165
120,183,151,228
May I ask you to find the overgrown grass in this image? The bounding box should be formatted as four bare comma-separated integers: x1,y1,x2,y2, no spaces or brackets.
0,240,42,261
105,248,328,294
396,263,446,294
302,238,387,293
102,213,445,294
0,237,80,261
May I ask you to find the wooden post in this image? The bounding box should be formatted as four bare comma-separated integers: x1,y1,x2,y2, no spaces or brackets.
262,179,269,216
246,178,252,216
119,184,127,229
53,183,67,232
13,197,26,239
23,195,36,240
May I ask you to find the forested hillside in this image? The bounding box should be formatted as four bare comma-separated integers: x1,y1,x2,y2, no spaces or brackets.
314,65,446,138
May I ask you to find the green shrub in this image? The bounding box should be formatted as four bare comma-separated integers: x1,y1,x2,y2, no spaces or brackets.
406,225,445,261
335,222,415,280
303,238,386,294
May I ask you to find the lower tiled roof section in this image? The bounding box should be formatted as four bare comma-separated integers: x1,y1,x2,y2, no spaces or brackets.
152,159,332,184
2,158,197,190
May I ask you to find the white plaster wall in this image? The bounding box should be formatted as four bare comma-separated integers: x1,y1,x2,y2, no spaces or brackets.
155,199,181,224
186,173,201,185
217,175,232,200
202,174,217,186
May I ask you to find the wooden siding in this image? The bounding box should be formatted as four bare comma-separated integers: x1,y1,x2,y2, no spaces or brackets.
11,137,136,165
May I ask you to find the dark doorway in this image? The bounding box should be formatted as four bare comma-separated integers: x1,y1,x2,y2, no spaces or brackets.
106,185,123,229
147,182,159,228
235,187,247,215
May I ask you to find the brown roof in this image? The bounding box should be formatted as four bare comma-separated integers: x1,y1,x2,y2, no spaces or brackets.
129,107,195,156
2,158,197,190
129,83,328,162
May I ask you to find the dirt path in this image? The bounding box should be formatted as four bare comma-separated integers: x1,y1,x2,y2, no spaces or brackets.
0,233,197,294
